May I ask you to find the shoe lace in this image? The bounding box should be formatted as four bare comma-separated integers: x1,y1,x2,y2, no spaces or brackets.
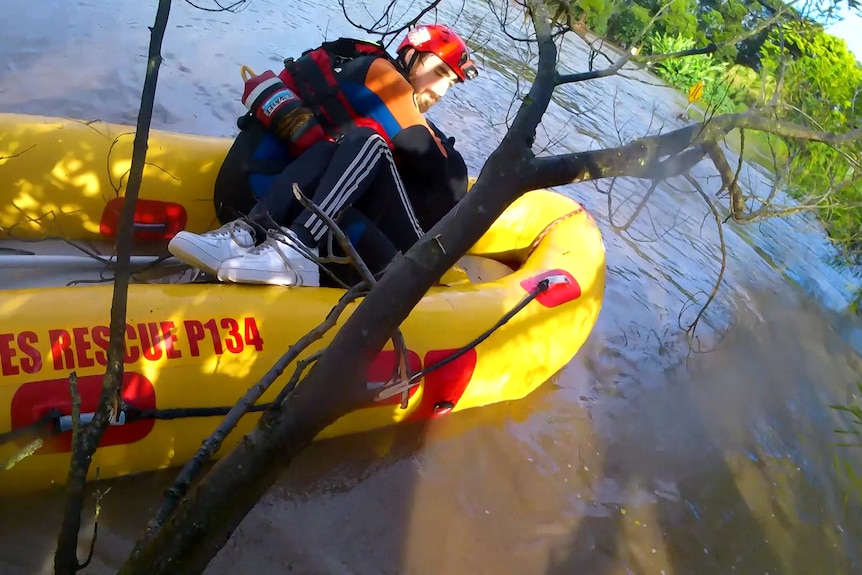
244,236,302,284
207,219,253,242
246,231,319,272
245,236,280,257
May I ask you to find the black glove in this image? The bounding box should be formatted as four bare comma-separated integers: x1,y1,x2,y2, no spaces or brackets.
427,119,456,148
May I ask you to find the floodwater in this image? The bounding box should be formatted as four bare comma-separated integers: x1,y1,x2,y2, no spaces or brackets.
2,0,862,573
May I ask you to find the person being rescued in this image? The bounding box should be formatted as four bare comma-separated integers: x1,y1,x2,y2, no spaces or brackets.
167,24,479,287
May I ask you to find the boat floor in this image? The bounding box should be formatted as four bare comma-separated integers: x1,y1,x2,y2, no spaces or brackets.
0,238,516,291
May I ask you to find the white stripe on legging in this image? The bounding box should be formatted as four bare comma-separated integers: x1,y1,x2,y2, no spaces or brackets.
302,134,385,239
303,133,425,241
384,143,425,239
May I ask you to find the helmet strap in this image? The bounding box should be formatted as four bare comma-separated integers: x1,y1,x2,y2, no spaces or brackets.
396,49,422,79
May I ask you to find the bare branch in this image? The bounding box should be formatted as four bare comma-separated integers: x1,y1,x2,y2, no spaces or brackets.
0,144,36,162
1,437,44,471
54,2,172,573
272,349,324,406
637,43,719,65
183,0,250,12
705,142,747,217
525,112,862,191
76,473,109,572
502,0,558,153
681,174,728,342
607,180,661,233
338,0,443,47
559,41,718,90
556,61,628,85
290,183,415,407
291,183,377,285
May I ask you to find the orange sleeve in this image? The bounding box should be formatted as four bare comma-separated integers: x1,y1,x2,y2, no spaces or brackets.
364,58,447,157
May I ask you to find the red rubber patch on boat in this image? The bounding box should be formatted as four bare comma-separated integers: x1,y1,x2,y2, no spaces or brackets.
100,198,188,241
368,349,423,406
520,269,581,308
409,348,478,420
9,372,156,454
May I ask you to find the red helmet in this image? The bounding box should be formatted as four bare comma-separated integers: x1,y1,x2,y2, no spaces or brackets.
397,24,478,82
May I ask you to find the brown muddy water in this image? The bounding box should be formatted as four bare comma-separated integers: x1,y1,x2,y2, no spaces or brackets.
1,0,861,573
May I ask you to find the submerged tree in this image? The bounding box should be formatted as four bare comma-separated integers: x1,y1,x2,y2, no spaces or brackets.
26,0,861,573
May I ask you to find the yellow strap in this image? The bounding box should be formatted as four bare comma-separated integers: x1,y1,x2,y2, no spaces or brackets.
240,65,257,82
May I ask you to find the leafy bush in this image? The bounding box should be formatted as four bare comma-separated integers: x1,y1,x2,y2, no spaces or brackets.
830,383,862,504
605,3,654,47
759,23,862,261
648,32,738,113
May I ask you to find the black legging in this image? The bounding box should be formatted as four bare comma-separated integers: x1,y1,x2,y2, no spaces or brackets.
247,127,426,265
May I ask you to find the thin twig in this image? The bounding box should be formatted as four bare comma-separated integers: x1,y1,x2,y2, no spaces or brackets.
679,175,728,346
607,180,660,233
338,0,443,48
77,474,110,571
271,349,324,406
183,0,250,12
291,183,377,286
2,437,44,471
290,184,414,405
0,144,37,162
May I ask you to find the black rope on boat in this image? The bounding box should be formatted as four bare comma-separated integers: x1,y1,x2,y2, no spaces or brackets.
122,403,271,422
0,277,557,445
400,276,554,386
0,408,64,445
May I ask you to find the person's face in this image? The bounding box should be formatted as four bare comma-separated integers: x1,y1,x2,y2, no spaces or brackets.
407,52,460,113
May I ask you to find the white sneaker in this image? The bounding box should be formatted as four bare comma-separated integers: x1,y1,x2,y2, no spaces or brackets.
216,228,320,287
168,219,257,276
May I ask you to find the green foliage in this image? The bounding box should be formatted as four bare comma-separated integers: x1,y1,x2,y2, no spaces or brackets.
697,0,761,63
601,0,706,48
830,382,862,447
642,0,703,40
606,2,655,46
759,21,862,258
723,63,769,106
649,31,737,113
830,382,862,506
578,0,616,35
761,22,862,127
574,0,862,266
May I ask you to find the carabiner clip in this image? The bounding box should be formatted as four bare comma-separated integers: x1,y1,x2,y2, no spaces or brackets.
240,65,257,82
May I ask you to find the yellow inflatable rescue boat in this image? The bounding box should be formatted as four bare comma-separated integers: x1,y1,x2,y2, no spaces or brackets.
0,112,606,495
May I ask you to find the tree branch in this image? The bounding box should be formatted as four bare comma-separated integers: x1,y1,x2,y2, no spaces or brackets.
182,0,250,12
679,174,728,343
555,44,719,86
705,142,747,218
0,144,36,162
289,183,415,409
556,62,627,85
117,2,568,572
53,1,172,573
145,282,366,531
504,0,558,151
639,43,718,64
338,0,443,48
524,112,862,190
291,183,377,286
